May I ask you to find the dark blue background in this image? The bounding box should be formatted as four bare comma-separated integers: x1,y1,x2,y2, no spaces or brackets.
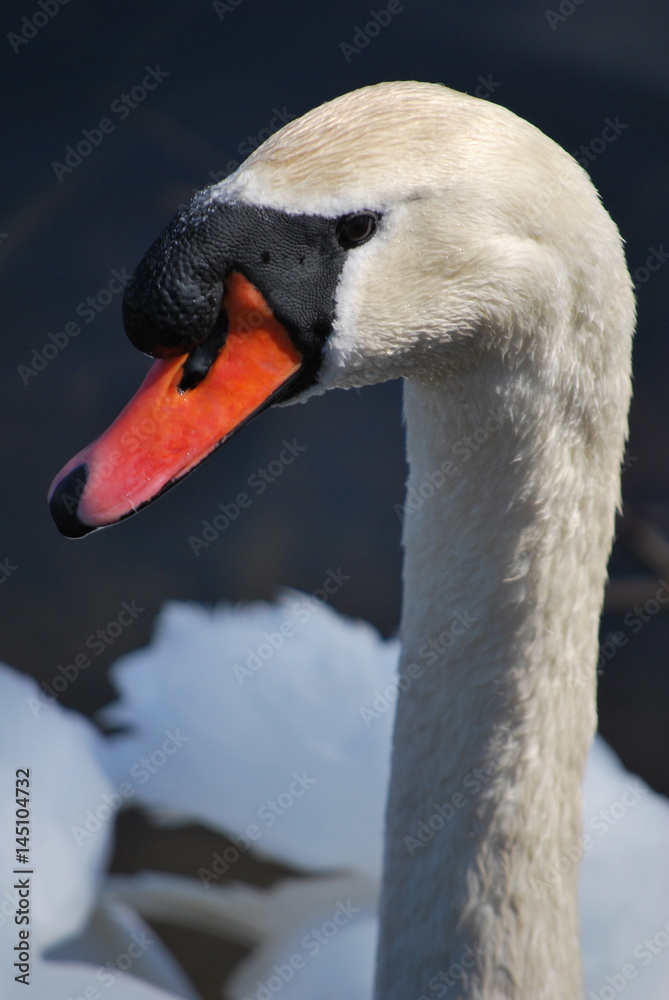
2,0,668,795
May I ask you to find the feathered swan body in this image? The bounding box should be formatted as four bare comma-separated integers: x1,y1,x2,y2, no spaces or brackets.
49,82,636,998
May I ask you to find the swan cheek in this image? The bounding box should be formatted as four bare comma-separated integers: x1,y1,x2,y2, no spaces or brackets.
48,273,303,537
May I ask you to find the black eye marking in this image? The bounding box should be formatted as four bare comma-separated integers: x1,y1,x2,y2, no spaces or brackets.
335,212,380,250
261,250,270,263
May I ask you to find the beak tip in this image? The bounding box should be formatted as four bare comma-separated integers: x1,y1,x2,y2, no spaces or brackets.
48,464,98,539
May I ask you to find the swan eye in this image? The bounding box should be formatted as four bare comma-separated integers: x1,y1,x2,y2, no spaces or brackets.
336,212,378,249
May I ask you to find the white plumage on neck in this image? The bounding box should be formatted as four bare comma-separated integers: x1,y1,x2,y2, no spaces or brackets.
377,364,612,998
210,81,635,998
376,192,633,996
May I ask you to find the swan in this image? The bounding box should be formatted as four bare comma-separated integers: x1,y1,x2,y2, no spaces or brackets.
48,81,636,998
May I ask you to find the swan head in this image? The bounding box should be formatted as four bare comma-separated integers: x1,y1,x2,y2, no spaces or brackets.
48,81,634,536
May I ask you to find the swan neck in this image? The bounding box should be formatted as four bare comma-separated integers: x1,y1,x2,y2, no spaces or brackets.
375,366,620,1000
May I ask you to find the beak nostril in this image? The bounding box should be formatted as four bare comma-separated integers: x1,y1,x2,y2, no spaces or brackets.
177,306,229,393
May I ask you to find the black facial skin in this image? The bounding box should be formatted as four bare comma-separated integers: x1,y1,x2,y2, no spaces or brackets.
123,191,380,398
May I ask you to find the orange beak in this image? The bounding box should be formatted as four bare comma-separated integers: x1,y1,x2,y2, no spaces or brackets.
48,273,303,536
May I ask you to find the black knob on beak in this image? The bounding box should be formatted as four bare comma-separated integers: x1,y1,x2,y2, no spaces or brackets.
122,193,230,358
